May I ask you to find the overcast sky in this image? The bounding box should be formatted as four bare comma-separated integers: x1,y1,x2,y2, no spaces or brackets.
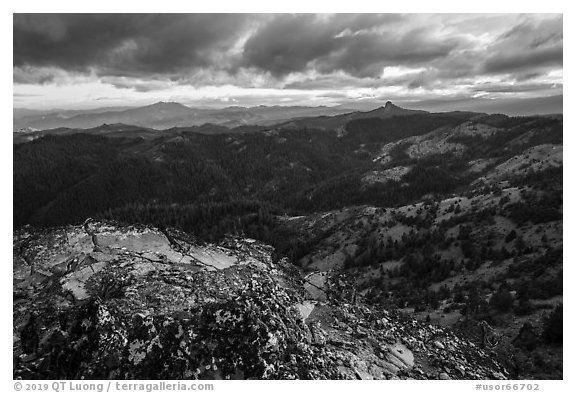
13,13,563,110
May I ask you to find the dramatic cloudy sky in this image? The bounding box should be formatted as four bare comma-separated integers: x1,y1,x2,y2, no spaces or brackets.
13,13,563,111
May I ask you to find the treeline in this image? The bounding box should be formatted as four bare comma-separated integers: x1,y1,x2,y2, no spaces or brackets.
99,200,281,243
344,114,466,148
506,190,562,225
300,158,473,213
14,130,475,230
13,130,361,228
99,200,315,263
14,134,121,226
447,117,562,160
14,114,562,245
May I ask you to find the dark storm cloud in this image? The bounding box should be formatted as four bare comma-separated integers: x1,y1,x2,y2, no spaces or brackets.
484,46,562,74
100,76,174,92
470,82,562,93
13,66,58,84
242,14,341,77
483,16,563,74
242,14,460,78
14,13,563,84
322,29,460,78
14,14,252,76
284,74,379,90
13,13,563,104
284,69,431,91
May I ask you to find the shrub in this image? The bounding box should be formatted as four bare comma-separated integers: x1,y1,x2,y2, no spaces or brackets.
514,299,534,316
490,288,514,312
542,304,563,344
505,230,517,243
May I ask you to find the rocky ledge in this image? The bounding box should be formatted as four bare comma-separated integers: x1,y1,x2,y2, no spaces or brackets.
13,220,509,380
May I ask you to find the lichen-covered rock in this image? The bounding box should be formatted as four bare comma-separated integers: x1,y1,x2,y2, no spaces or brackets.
13,220,510,380
13,221,339,379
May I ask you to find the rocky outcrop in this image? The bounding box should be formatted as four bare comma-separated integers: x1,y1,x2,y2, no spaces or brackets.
13,221,509,380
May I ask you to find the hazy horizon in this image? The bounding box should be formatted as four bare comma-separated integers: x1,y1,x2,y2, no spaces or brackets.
13,94,563,118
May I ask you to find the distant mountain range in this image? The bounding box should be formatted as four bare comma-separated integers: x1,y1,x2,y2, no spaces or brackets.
14,95,563,133
13,100,564,147
13,105,135,120
12,101,486,144
13,102,355,132
401,95,563,117
330,95,563,116
273,101,468,132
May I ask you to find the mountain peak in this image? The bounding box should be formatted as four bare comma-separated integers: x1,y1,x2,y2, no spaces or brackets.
365,101,428,117
381,101,406,112
148,101,188,108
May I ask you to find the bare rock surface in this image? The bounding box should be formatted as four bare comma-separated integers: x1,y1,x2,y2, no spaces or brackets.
13,221,509,380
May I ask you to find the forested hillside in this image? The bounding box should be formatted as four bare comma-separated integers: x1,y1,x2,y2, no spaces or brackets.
14,109,563,379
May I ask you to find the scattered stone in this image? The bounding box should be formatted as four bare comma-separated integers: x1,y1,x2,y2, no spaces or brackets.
492,371,506,380
434,340,445,350
309,322,327,347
